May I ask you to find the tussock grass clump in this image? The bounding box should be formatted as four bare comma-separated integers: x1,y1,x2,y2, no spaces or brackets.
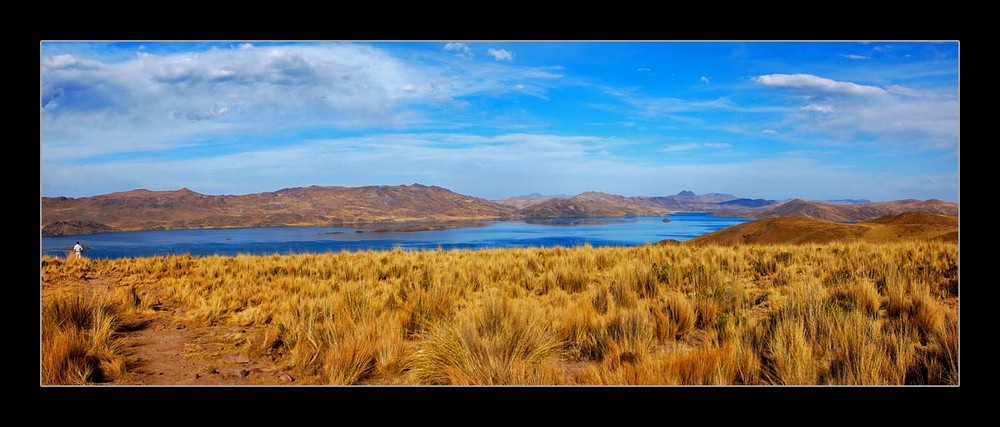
603,306,656,365
553,258,589,293
823,312,909,385
831,278,881,316
557,300,606,361
764,316,820,385
42,294,127,384
652,293,696,341
695,299,722,329
409,293,562,385
324,323,380,385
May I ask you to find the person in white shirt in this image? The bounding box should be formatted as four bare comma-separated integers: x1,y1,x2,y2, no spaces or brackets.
73,241,83,258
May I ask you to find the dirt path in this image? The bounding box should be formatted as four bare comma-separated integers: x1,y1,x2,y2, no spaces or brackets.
125,315,244,385
44,262,291,385
120,300,289,385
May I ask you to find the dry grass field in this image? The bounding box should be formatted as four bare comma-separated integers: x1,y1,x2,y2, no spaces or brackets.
41,241,958,385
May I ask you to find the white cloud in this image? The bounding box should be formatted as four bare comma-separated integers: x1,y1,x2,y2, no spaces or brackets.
801,104,834,113
703,142,731,149
661,142,731,152
840,54,870,60
43,54,101,69
700,76,710,83
755,74,956,148
637,67,652,72
754,73,886,96
444,42,473,58
762,129,778,135
661,143,700,152
886,85,919,97
488,48,513,62
789,95,958,149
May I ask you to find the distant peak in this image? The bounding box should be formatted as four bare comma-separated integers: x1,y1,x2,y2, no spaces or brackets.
677,190,696,196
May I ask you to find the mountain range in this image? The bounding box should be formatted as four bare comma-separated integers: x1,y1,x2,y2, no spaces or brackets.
41,184,959,236
497,190,778,212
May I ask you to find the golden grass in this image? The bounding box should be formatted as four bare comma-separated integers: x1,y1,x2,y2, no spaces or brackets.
40,240,959,385
41,293,128,384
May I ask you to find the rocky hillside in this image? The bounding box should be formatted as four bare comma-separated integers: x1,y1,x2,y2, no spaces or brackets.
42,184,517,236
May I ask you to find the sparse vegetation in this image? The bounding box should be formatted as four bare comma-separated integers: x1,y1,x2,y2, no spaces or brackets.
41,241,958,385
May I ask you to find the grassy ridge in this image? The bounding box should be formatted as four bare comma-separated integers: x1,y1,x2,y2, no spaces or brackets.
41,241,958,385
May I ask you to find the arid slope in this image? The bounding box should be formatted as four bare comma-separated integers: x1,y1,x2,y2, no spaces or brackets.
42,184,516,236
720,198,959,223
688,212,958,245
518,191,672,218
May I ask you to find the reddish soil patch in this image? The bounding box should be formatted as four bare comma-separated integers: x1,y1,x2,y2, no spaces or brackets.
117,297,295,385
43,265,291,386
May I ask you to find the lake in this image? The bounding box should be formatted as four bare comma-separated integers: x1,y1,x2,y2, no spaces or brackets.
40,213,751,260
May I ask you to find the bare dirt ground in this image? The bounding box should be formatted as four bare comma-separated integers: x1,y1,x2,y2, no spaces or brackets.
121,308,282,385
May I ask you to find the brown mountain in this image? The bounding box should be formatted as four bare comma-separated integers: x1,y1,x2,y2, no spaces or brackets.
494,193,565,209
720,198,959,222
500,190,770,212
688,212,958,246
42,184,517,236
509,189,760,218
40,220,114,236
636,190,749,211
518,191,671,218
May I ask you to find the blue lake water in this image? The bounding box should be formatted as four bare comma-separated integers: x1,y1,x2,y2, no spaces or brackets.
40,213,751,260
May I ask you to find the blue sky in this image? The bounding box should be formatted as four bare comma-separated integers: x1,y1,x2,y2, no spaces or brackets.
40,41,959,202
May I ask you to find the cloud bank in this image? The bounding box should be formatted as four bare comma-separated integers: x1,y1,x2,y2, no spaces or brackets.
753,73,956,148
42,43,561,161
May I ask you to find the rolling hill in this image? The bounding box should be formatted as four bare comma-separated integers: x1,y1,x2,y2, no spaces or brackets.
716,198,779,208
687,211,958,245
494,193,568,209
518,191,671,218
719,198,959,222
639,190,746,210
